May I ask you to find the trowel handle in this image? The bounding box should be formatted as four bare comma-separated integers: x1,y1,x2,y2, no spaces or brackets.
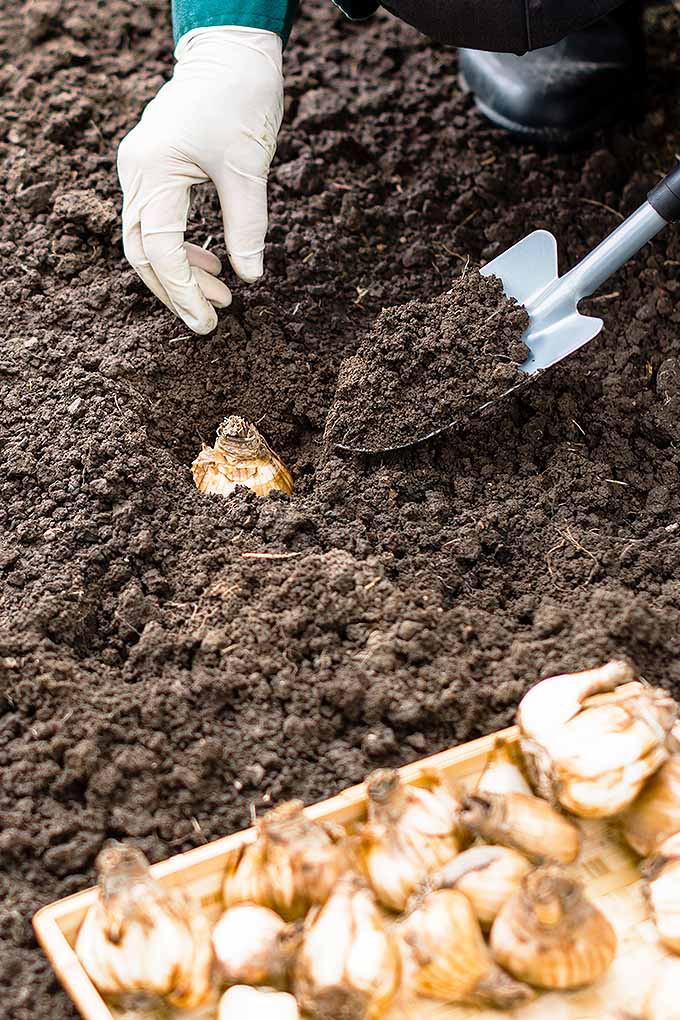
648,161,680,223
568,164,680,302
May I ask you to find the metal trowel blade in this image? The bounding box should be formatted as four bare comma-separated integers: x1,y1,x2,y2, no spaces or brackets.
481,229,603,374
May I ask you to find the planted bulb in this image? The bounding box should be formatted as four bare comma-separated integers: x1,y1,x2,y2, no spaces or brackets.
192,416,293,499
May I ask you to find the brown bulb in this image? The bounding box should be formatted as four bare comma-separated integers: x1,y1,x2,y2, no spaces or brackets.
622,756,680,856
398,888,534,1009
491,865,617,990
192,416,293,498
223,800,347,922
356,768,465,912
460,790,581,864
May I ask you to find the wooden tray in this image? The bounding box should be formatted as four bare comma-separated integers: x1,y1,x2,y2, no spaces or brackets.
33,724,679,1020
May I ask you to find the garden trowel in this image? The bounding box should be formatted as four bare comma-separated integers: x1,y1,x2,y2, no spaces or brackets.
337,161,680,453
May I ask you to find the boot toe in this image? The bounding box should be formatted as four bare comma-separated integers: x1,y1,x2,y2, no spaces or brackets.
459,15,641,145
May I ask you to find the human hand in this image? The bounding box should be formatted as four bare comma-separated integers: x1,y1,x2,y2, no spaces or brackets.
117,26,284,334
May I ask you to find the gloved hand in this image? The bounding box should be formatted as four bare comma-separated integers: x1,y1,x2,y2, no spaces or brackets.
117,27,284,335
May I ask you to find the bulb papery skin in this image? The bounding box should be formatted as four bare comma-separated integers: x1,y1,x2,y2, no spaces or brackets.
219,985,299,1020
490,865,617,989
357,769,464,912
212,904,297,989
398,888,533,1008
460,791,581,864
622,756,680,856
476,738,533,796
518,660,636,742
642,833,680,954
425,844,532,927
294,875,400,1020
641,954,680,1019
223,801,347,922
192,416,293,499
75,842,213,1010
517,663,678,818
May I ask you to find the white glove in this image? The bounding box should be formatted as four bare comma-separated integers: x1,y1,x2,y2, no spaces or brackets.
117,27,284,335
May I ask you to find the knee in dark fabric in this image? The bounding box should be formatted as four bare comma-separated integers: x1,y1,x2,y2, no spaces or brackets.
381,0,628,53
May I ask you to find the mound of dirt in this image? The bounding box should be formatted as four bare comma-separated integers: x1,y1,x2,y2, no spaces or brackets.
326,270,529,451
2,2,680,1019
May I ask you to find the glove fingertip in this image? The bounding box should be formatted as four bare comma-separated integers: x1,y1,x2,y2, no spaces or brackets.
189,307,219,335
211,291,232,310
229,251,264,283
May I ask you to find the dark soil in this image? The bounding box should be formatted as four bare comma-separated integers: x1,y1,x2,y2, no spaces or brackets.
2,2,680,1018
326,271,529,452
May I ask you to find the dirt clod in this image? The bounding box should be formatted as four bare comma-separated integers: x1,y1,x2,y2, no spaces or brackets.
52,189,117,236
325,270,529,451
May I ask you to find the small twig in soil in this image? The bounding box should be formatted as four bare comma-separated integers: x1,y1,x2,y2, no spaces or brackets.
571,419,586,435
546,525,599,584
579,198,624,220
354,286,371,305
241,551,304,560
457,208,480,229
589,291,620,302
88,117,105,145
202,235,213,249
605,478,629,486
363,576,382,591
434,241,471,264
301,251,315,264
191,817,208,844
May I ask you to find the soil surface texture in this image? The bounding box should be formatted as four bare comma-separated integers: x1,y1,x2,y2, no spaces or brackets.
2,3,680,1018
326,270,529,451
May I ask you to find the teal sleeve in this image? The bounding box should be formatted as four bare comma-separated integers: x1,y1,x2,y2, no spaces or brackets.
172,0,378,46
172,0,299,45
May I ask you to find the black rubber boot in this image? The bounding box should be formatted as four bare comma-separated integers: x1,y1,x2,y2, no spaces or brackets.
459,3,645,145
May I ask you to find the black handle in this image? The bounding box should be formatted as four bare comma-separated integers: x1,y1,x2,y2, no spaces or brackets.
648,162,680,223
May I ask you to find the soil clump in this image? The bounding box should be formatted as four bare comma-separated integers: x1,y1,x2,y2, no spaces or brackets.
326,271,529,451
2,3,680,1019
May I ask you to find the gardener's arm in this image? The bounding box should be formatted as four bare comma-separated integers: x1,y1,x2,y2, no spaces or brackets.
117,2,297,334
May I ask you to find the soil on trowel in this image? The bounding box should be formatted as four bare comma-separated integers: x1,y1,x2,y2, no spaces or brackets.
3,2,680,1019
326,271,529,451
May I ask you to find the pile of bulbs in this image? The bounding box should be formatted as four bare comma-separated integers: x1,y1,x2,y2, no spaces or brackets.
75,661,680,1019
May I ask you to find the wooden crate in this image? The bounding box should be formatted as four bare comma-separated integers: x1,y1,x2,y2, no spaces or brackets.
33,723,678,1020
